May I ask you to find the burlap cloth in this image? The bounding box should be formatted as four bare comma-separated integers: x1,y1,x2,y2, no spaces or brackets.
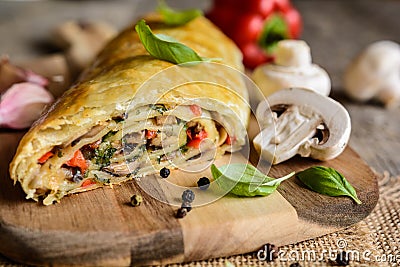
1,173,399,267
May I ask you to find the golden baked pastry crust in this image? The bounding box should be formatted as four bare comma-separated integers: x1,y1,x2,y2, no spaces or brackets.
9,14,249,203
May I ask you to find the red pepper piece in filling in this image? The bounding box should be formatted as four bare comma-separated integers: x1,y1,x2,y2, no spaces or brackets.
145,129,157,139
65,150,88,173
38,151,54,164
187,130,208,149
225,135,236,145
81,179,96,187
187,139,202,149
195,130,208,140
190,104,202,116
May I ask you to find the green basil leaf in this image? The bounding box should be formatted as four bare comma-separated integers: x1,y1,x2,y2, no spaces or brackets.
211,163,294,197
135,19,205,64
157,0,203,26
297,166,362,205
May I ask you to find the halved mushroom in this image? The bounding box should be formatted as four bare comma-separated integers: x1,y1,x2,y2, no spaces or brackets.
254,88,351,164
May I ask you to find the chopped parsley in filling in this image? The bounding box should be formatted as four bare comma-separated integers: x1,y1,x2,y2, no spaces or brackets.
37,104,234,195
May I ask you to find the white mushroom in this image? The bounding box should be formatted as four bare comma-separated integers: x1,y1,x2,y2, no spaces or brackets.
253,88,351,164
17,54,72,98
252,40,331,98
344,40,400,108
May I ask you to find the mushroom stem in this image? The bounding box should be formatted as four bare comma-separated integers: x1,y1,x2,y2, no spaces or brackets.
274,40,312,68
254,105,322,164
52,20,117,77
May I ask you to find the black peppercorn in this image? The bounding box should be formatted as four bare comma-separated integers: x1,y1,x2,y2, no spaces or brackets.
176,208,187,218
182,189,195,203
197,177,210,190
336,251,350,266
289,263,301,267
160,167,170,178
264,243,279,262
130,194,143,207
181,202,192,212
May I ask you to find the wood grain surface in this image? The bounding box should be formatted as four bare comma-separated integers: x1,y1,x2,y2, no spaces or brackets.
271,148,379,227
247,116,379,228
0,130,378,266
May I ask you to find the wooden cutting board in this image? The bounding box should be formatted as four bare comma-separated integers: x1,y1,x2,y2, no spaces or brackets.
0,131,378,266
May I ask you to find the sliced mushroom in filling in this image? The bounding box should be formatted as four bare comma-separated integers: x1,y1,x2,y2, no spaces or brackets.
34,104,235,198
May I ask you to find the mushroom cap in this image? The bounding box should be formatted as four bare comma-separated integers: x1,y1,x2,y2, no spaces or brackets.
256,87,351,162
252,40,331,97
253,64,331,97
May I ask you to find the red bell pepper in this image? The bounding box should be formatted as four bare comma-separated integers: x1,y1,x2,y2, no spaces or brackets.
207,0,302,69
66,150,88,173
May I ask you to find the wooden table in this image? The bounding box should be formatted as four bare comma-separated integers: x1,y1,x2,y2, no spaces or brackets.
0,0,399,265
1,0,398,176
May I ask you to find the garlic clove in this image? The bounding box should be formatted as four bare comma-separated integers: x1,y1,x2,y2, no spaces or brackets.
0,82,54,129
24,70,49,88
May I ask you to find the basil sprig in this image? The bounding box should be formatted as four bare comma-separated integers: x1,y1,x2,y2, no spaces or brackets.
157,0,203,26
297,166,362,204
135,19,212,64
211,163,294,197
